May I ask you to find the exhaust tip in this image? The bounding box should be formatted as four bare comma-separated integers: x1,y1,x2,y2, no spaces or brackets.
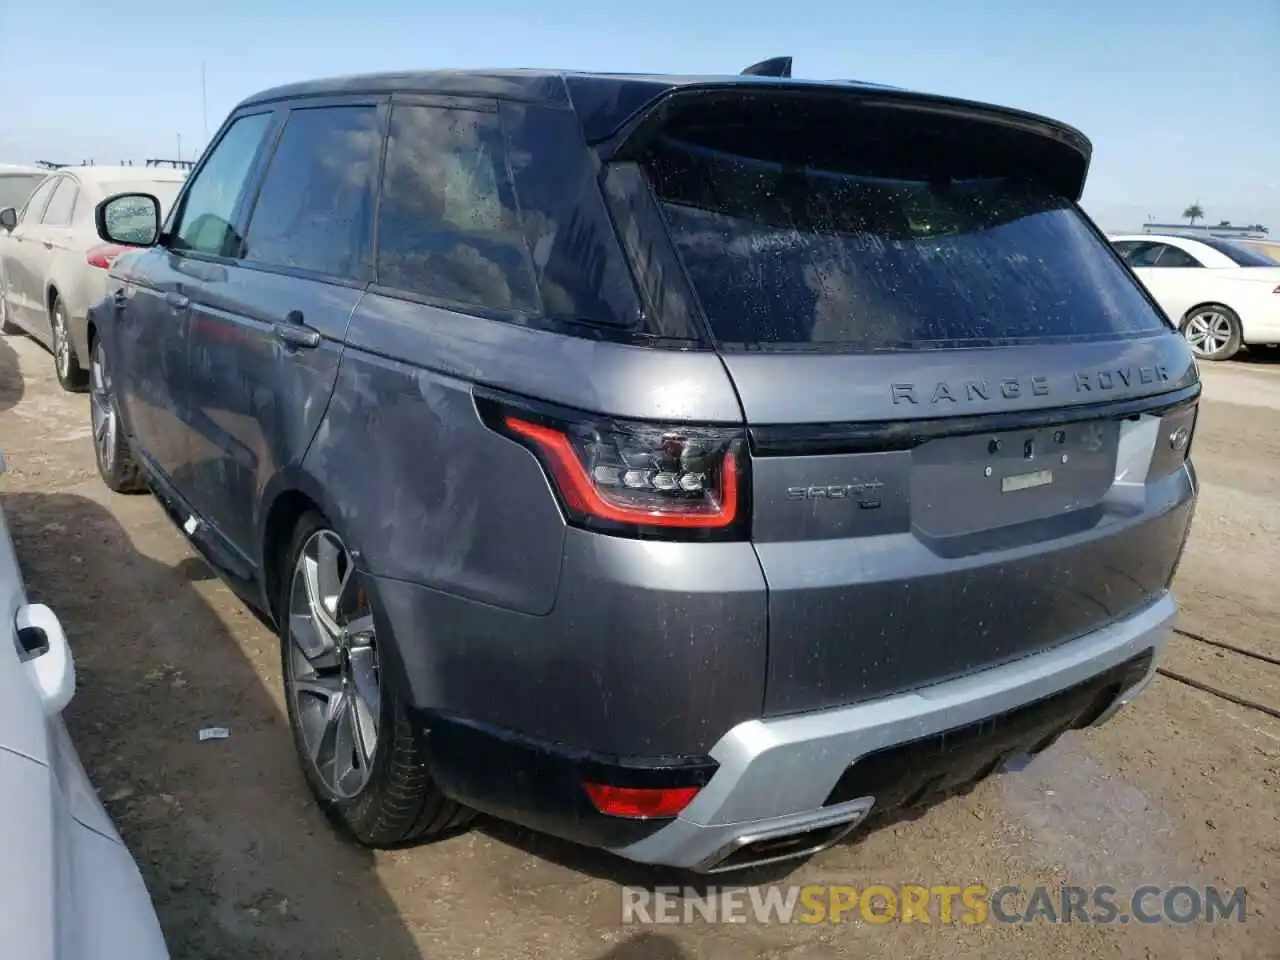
697,797,874,874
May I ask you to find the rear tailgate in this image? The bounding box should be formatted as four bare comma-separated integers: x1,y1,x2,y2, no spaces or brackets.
626,84,1199,716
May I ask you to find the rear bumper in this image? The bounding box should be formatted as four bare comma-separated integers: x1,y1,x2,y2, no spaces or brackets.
612,591,1175,871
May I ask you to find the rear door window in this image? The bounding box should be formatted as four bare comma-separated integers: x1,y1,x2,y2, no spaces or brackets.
19,177,58,224
375,102,641,328
376,103,539,313
1155,246,1203,268
645,138,1169,349
243,104,381,280
40,178,78,225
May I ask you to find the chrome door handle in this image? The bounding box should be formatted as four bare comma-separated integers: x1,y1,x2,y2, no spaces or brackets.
274,323,320,349
165,292,190,310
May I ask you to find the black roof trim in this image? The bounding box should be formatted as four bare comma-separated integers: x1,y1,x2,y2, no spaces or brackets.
234,69,1092,195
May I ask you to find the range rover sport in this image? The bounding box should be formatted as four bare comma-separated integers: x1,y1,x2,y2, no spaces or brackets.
85,65,1198,873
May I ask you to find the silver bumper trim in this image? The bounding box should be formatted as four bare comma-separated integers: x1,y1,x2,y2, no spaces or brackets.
614,593,1177,871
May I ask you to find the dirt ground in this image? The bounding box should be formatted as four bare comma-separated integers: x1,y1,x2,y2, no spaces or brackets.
0,331,1276,960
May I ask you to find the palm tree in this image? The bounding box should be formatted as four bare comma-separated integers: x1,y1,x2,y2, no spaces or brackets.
1182,203,1204,226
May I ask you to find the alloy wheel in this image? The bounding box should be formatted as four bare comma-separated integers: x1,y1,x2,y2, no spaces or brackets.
54,303,71,380
90,341,116,472
1183,310,1233,358
287,530,381,799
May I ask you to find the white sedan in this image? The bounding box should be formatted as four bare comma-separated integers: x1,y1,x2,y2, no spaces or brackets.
1110,233,1280,361
0,166,186,390
0,448,168,957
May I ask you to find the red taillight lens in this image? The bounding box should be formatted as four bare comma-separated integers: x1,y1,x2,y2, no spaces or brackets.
482,397,748,539
583,782,700,818
86,244,129,270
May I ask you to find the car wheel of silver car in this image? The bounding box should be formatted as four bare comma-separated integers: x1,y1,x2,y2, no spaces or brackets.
280,511,470,846
89,337,146,493
51,295,87,391
1181,304,1242,361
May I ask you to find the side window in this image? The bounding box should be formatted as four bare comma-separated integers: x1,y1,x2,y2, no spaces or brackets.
243,105,381,279
376,103,539,312
1156,246,1203,268
1127,243,1167,268
172,112,274,257
20,178,58,224
1110,241,1138,260
40,178,78,226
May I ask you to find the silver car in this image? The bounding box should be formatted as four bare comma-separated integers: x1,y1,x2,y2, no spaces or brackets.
0,449,168,957
0,166,186,390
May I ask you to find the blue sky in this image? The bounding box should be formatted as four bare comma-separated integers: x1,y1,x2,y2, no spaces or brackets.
2,0,1275,232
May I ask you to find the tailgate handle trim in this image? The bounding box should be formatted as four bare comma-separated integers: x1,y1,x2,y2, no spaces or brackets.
749,383,1201,457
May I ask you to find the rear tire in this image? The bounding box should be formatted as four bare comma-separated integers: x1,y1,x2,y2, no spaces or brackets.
89,337,146,493
279,510,471,846
1181,304,1242,361
51,295,87,391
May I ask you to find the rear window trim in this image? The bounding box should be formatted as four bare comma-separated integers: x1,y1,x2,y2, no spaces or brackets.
749,381,1201,457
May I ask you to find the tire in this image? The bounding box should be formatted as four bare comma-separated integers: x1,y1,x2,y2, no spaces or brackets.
89,337,146,493
51,295,87,391
279,510,471,846
1181,304,1242,361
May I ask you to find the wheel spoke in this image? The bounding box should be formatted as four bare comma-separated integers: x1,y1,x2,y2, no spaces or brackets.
289,611,340,667
315,533,349,617
331,698,358,791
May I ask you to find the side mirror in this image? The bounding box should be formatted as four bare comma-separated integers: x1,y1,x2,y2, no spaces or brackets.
94,192,161,247
0,207,16,232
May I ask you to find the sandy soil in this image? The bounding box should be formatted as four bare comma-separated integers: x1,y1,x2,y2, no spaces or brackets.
0,332,1276,960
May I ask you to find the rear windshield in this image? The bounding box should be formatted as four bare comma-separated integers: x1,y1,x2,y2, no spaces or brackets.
1192,236,1277,267
646,138,1168,349
0,174,45,211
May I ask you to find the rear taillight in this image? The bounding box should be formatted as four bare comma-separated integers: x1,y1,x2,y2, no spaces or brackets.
86,244,129,270
478,396,748,540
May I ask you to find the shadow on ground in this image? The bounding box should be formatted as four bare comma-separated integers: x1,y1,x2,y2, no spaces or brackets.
1,491,423,960
1237,345,1280,366
0,334,23,411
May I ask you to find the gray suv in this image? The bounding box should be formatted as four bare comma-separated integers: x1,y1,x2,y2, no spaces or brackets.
86,66,1199,873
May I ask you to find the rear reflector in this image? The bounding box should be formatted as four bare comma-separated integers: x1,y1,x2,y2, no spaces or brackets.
583,782,700,819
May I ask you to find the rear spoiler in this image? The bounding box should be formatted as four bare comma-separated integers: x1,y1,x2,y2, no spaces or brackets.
592,80,1093,201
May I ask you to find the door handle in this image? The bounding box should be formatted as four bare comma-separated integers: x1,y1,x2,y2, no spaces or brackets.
165,291,190,310
42,241,53,250
274,321,320,349
112,288,128,309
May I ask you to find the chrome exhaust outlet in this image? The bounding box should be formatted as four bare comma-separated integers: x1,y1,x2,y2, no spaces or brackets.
695,797,875,874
